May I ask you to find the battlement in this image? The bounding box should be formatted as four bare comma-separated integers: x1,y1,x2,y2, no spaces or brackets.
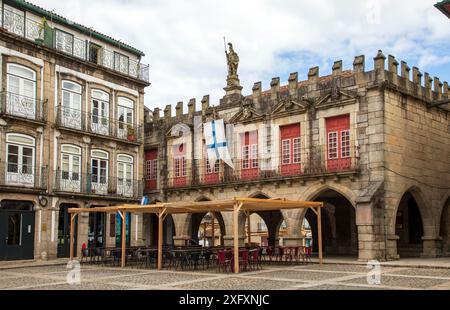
149,50,449,122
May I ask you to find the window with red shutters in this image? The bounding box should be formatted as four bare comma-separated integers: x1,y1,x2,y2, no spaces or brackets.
241,131,259,180
280,123,301,176
145,149,158,190
203,142,220,184
173,143,187,187
326,114,351,171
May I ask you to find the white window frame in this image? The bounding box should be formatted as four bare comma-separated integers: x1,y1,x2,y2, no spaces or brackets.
293,137,301,164
281,139,291,165
251,144,258,169
341,130,351,158
6,134,36,186
91,149,109,187
327,132,338,160
241,145,250,170
6,64,37,119
91,89,110,135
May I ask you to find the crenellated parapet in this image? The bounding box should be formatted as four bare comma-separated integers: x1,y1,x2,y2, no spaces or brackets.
148,50,449,127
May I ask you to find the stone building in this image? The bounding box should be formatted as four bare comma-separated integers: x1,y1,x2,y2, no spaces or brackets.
143,50,450,261
0,0,149,261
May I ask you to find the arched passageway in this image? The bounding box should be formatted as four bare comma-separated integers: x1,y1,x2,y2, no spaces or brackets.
143,214,175,247
395,192,424,257
305,189,358,256
191,212,226,247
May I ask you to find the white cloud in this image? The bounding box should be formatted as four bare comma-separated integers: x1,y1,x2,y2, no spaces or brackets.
31,0,450,111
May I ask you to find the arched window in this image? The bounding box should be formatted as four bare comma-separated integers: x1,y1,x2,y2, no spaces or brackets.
60,144,82,192
117,97,134,139
61,80,82,130
6,133,36,186
117,154,134,197
91,90,110,135
7,64,37,119
91,149,109,194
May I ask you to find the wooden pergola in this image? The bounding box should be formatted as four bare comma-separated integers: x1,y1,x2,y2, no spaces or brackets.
68,198,324,274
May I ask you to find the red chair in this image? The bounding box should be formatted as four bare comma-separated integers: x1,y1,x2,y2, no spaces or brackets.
239,250,249,272
217,250,232,273
249,249,261,270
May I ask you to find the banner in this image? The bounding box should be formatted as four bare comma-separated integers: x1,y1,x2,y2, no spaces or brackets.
204,119,234,170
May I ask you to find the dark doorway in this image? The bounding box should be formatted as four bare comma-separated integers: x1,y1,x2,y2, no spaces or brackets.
0,201,35,261
115,212,131,248
57,204,78,258
146,214,175,247
396,192,424,257
88,208,105,249
440,201,450,256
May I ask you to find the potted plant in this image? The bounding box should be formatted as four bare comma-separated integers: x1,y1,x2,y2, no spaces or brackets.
127,125,136,142
35,17,48,45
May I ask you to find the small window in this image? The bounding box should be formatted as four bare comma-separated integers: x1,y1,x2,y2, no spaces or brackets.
91,150,109,160
6,133,35,146
282,139,291,165
61,144,81,155
118,154,133,163
7,64,36,80
293,138,301,164
328,132,338,160
62,81,82,94
92,90,109,102
341,130,351,158
89,43,102,64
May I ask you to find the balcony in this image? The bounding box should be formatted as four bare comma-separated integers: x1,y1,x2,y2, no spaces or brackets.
0,163,48,190
53,170,143,200
1,7,150,83
55,106,142,144
164,146,359,190
0,92,46,123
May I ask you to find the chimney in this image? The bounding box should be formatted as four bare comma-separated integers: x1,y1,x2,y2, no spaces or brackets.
164,105,172,120
201,95,210,114
374,50,386,81
332,60,343,76
270,77,280,100
353,55,365,73
153,108,160,122
252,82,262,103
288,72,298,97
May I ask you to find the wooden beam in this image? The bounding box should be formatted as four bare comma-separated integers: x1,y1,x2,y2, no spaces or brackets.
157,208,165,270
211,213,215,247
317,206,323,265
246,211,251,246
233,202,240,274
69,214,76,260
121,211,127,268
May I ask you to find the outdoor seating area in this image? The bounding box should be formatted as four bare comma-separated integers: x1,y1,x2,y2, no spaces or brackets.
79,245,313,273
69,198,323,274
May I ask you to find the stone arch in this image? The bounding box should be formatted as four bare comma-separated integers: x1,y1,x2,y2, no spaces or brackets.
295,185,358,256
143,213,176,247
439,197,450,256
389,185,435,238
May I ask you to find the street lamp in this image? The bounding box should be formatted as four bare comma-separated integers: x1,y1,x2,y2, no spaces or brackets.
435,0,450,19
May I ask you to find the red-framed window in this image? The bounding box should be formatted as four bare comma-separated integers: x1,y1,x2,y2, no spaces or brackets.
326,114,351,171
203,142,220,184
280,123,302,176
173,143,187,187
241,131,259,180
145,150,158,190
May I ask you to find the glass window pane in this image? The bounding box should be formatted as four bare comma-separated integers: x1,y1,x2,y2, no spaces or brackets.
62,81,82,93
8,65,35,80
7,76,20,94
7,134,34,146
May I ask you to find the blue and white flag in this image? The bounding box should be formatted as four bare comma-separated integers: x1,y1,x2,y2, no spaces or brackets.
204,119,234,170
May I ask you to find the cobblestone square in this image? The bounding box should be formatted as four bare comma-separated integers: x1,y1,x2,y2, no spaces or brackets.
1,263,449,290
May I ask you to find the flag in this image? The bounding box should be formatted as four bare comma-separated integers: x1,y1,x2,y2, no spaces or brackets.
204,119,234,169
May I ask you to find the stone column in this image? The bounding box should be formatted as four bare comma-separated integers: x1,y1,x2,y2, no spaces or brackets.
421,237,442,258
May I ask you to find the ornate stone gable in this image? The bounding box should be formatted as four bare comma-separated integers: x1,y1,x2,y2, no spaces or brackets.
228,98,263,124
314,85,359,110
271,96,310,119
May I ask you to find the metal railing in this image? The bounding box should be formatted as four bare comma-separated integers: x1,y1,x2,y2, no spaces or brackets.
1,8,149,83
0,163,48,190
53,169,143,199
55,106,143,143
0,91,46,122
163,146,360,189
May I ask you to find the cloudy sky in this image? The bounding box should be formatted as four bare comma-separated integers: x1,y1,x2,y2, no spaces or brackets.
32,0,450,111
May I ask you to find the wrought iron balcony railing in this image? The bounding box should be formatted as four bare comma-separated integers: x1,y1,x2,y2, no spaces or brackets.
55,106,143,144
1,7,150,83
53,169,143,199
0,163,48,190
163,146,360,189
0,91,46,122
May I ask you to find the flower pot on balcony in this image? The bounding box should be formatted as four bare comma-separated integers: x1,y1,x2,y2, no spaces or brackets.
127,134,136,142
126,125,136,142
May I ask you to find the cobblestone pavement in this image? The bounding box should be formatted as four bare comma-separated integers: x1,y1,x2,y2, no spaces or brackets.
1,263,450,290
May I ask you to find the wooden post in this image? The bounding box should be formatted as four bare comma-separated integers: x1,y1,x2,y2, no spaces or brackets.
157,210,164,270
121,211,127,268
211,213,215,247
69,214,76,260
233,203,240,274
317,206,323,265
247,211,251,246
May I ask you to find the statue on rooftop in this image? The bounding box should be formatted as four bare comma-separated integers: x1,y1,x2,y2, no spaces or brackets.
226,43,239,81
